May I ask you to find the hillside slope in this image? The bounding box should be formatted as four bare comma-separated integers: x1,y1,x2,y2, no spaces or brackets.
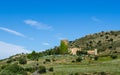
69,31,120,52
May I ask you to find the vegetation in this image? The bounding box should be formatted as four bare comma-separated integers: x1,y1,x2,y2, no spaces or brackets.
0,54,120,75
27,51,39,60
69,31,120,53
76,56,82,62
6,59,13,63
110,54,118,59
94,55,99,60
38,66,46,74
49,67,54,72
19,56,27,65
76,50,87,56
0,64,27,75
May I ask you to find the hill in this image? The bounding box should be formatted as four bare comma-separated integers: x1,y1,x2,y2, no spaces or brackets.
69,31,120,54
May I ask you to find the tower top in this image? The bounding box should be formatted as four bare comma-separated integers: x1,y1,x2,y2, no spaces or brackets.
61,39,68,45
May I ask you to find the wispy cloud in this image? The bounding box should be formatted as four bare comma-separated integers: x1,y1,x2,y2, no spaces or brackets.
0,27,34,40
24,19,52,30
0,27,26,38
42,42,50,46
91,16,101,23
0,41,31,59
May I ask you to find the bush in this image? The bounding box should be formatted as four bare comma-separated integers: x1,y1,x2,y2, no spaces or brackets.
0,64,27,75
25,67,34,72
1,65,8,69
19,57,27,65
6,59,13,63
99,71,107,75
76,57,82,62
45,59,51,62
38,66,46,74
52,58,56,62
94,55,99,60
43,61,46,64
69,73,74,75
110,54,117,59
75,72,79,75
27,51,39,60
49,67,54,72
72,60,75,63
76,50,87,56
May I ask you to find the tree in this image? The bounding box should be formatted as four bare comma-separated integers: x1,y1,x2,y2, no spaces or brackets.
54,46,61,54
27,50,39,60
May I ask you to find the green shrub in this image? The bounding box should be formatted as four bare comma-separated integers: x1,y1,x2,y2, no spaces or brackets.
25,67,34,72
99,71,107,75
43,61,46,64
94,55,99,60
27,51,39,60
0,64,27,75
45,59,51,62
76,57,82,62
52,58,56,62
75,72,79,75
110,54,117,59
76,50,87,56
72,60,75,63
1,64,8,69
49,67,54,72
19,57,27,65
69,73,74,75
38,66,46,74
6,59,13,63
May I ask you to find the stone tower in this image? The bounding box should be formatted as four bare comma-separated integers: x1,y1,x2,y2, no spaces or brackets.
61,39,68,46
60,39,69,54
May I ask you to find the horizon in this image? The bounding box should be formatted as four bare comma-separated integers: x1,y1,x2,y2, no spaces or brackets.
0,0,120,59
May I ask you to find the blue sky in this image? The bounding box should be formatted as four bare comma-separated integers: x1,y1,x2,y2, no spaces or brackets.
0,0,120,59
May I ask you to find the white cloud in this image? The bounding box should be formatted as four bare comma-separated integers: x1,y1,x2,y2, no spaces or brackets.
42,42,50,46
0,27,26,38
0,41,31,59
24,19,52,30
91,16,101,23
0,27,34,40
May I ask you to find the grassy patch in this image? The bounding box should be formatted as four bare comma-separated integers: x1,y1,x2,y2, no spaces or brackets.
0,55,120,75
